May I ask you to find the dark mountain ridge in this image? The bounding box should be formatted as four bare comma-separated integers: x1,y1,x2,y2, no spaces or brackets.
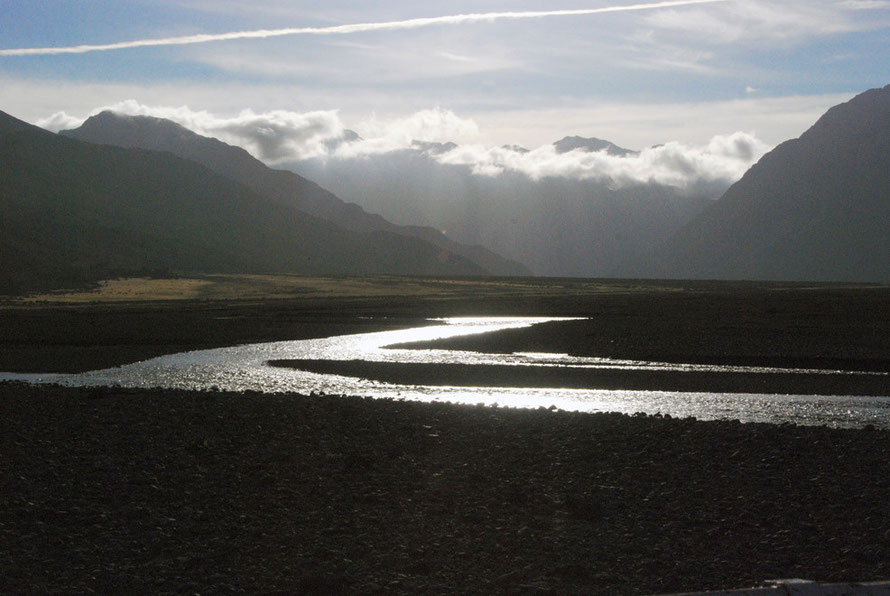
0,110,486,293
652,84,890,282
62,112,529,276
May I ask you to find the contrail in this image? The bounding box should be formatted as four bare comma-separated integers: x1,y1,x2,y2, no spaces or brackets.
1,0,725,57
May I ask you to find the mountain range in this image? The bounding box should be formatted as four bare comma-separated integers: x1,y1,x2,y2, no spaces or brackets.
291,85,889,282
0,111,499,293
2,84,887,292
61,112,528,277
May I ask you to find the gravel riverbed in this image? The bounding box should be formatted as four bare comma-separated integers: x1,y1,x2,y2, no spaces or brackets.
3,381,889,594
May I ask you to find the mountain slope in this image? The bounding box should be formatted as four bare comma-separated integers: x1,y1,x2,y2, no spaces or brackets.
62,112,530,276
0,110,485,293
292,149,711,277
653,84,890,282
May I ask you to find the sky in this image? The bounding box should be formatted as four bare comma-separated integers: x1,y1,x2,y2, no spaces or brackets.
1,0,888,166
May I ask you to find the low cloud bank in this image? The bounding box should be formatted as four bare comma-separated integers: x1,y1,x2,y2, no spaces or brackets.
38,101,770,190
435,131,768,190
39,100,345,161
38,102,474,161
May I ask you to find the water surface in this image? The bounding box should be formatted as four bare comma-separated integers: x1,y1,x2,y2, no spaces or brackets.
4,317,889,428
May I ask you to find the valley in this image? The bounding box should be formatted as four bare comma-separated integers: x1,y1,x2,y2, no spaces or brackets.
3,2,889,592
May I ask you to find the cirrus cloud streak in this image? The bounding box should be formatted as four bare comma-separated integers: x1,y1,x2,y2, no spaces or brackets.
1,0,725,56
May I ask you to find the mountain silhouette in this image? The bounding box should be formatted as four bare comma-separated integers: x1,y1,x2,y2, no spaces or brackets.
653,84,890,282
552,136,637,157
62,112,529,276
0,110,487,293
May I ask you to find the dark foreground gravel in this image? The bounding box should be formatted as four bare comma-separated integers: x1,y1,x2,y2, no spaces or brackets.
3,381,890,594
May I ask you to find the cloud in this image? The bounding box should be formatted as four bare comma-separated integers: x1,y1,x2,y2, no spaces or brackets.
21,78,848,152
35,100,345,161
199,109,345,162
432,131,770,191
337,108,481,157
94,103,480,161
614,44,717,73
840,0,890,8
36,99,768,190
111,101,348,162
437,51,475,63
643,0,868,45
35,111,84,133
36,101,476,162
467,92,856,148
0,0,725,56
194,39,523,82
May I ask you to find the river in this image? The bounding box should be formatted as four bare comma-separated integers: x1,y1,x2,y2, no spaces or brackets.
3,316,889,427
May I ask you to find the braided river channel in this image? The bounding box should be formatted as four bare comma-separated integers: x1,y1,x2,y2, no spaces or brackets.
4,317,889,428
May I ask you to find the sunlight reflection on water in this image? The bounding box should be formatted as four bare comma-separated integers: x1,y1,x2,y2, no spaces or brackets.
3,316,889,428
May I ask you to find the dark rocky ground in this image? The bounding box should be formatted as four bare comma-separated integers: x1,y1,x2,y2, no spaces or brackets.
1,278,889,593
3,382,890,595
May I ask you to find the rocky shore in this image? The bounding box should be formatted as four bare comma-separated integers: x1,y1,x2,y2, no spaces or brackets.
3,381,889,594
